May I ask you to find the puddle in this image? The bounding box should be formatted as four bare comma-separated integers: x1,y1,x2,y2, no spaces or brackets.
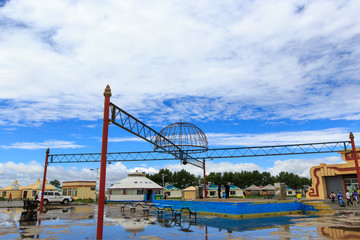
0,205,360,239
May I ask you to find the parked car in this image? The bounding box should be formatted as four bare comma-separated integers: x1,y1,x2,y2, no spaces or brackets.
35,191,74,205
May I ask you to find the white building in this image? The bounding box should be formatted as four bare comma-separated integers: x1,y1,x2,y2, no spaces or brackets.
108,171,163,202
163,185,182,198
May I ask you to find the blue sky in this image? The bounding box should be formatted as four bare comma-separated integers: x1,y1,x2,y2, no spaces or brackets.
1,0,360,188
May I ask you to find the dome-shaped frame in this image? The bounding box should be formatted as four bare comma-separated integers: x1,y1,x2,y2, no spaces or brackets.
154,121,208,153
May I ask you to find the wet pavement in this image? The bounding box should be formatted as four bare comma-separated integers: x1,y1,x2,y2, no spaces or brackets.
0,201,23,208
0,203,359,239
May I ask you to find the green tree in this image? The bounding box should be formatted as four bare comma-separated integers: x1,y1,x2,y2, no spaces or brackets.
206,172,222,185
274,172,311,189
261,171,275,186
145,168,174,186
50,179,61,188
222,172,234,185
172,169,198,188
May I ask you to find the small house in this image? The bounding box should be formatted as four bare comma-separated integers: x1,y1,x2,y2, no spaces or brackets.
229,185,244,197
261,184,275,196
206,184,222,198
163,185,182,198
182,186,196,200
245,184,261,196
108,171,163,202
286,186,296,196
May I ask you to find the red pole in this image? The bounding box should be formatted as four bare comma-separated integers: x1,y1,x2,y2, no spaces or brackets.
96,85,111,240
39,148,49,213
349,132,360,189
203,159,207,198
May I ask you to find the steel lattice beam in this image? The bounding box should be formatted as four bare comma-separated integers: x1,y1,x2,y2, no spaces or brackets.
109,102,203,168
49,141,351,164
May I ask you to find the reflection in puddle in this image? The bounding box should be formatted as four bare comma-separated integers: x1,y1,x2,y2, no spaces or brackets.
19,210,38,239
0,205,359,239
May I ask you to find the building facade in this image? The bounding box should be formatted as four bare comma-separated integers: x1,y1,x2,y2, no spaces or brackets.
1,179,59,200
229,185,244,197
108,171,163,202
307,148,360,199
62,181,96,200
163,185,182,198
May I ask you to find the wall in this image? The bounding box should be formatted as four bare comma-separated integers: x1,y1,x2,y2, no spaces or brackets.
153,199,314,218
62,182,96,200
109,194,144,202
307,149,360,200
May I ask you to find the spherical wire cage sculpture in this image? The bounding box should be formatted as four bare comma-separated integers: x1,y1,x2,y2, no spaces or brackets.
154,121,208,164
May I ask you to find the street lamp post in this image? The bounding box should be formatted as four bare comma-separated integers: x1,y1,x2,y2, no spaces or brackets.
162,174,165,187
90,168,100,200
82,183,84,201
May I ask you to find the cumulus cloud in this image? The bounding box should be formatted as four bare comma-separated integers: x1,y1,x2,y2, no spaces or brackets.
266,156,344,177
0,1,360,126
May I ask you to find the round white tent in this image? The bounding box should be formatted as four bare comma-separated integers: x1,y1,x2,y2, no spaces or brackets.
108,171,163,202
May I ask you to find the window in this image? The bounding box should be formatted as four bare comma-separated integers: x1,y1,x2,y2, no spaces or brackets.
137,189,144,195
73,188,77,196
230,191,235,196
127,190,137,195
90,187,96,191
165,191,171,196
2,191,5,197
55,192,61,196
210,191,215,196
111,190,122,195
32,191,37,196
43,192,48,196
47,192,54,196
134,181,138,184
68,188,72,196
63,189,67,195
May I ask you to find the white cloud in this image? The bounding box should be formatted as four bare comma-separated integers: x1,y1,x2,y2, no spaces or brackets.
207,128,354,146
0,1,360,126
0,161,157,188
97,128,355,147
163,161,263,177
108,137,144,143
82,124,97,128
0,140,85,150
266,156,344,177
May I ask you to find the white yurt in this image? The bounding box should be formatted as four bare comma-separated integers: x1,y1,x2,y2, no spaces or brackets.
108,171,163,202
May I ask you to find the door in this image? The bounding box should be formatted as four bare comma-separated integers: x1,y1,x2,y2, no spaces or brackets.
47,192,54,202
23,191,27,199
147,190,152,201
54,192,62,202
